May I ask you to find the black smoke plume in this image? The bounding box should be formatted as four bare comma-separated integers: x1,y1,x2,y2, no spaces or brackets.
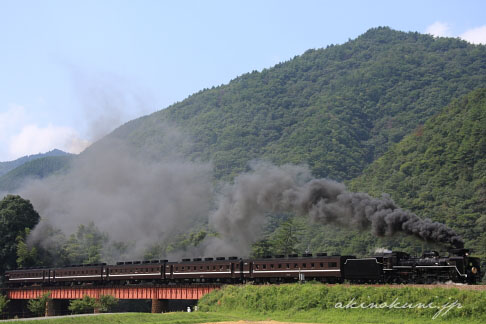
210,163,464,252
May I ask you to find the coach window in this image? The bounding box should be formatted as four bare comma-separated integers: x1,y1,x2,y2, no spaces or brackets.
200,266,203,270
226,265,230,270
194,266,197,271
175,266,178,271
320,262,324,268
329,262,337,268
294,263,299,269
302,263,306,268
311,263,315,268
255,264,259,269
270,264,274,269
286,263,290,269
213,265,216,270
219,265,223,270
263,264,267,270
278,264,282,269
206,266,210,270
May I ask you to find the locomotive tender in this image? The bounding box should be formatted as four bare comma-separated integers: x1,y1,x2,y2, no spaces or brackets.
5,249,481,287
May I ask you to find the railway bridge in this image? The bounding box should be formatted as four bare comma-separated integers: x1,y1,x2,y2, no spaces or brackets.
3,285,220,316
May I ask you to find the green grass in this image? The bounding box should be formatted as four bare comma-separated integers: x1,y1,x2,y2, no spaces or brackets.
0,312,239,324
1,310,483,324
198,283,486,323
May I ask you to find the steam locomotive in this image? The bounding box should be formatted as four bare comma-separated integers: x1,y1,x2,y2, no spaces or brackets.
5,249,481,287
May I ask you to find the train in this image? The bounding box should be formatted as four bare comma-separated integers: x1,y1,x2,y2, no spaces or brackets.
4,249,481,287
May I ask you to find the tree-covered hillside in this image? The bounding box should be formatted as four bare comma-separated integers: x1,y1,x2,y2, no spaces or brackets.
250,89,486,267
349,88,486,260
104,27,486,181
0,155,72,193
0,149,69,177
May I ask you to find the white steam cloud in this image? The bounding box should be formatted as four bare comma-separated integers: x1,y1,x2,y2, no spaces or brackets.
22,135,213,258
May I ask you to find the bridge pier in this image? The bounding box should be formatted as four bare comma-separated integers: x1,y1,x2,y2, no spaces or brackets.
45,299,59,316
151,299,169,313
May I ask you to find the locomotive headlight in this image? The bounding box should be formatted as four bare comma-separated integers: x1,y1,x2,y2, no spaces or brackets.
471,267,478,274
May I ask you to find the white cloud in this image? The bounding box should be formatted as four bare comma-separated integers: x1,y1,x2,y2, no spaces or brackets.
460,26,486,44
8,124,90,159
0,103,90,161
426,21,452,37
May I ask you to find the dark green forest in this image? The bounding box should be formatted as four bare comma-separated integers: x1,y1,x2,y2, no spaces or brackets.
0,27,485,277
349,88,486,263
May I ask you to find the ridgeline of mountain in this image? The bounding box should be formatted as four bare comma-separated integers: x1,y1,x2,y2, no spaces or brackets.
0,153,73,193
97,27,486,181
348,88,486,258
0,149,69,177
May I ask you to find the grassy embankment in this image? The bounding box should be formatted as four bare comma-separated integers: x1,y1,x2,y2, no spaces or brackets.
3,283,486,324
197,283,486,324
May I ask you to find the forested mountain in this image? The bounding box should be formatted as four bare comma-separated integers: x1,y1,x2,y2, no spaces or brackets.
0,155,72,193
349,88,486,260
249,88,485,270
0,149,68,177
100,27,486,181
2,27,486,272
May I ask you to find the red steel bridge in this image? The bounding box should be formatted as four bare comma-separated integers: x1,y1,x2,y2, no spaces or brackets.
7,285,218,300
3,285,220,316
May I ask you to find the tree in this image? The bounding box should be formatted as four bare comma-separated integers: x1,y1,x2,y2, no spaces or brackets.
16,228,40,269
64,222,108,264
0,295,9,316
27,293,51,317
250,238,273,258
97,295,118,313
0,195,40,274
269,218,304,256
68,295,97,314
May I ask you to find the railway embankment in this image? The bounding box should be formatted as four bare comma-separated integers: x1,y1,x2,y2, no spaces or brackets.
198,283,486,323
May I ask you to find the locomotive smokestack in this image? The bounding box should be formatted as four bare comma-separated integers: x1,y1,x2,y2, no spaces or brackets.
210,163,464,251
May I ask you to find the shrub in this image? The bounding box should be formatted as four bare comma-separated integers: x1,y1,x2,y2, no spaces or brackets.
0,295,9,315
27,292,51,316
68,295,97,314
97,295,118,313
68,295,118,314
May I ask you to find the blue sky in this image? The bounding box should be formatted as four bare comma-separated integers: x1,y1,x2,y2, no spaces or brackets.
1,0,485,161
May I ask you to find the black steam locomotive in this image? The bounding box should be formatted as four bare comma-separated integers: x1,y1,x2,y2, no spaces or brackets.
344,249,481,284
4,249,481,287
